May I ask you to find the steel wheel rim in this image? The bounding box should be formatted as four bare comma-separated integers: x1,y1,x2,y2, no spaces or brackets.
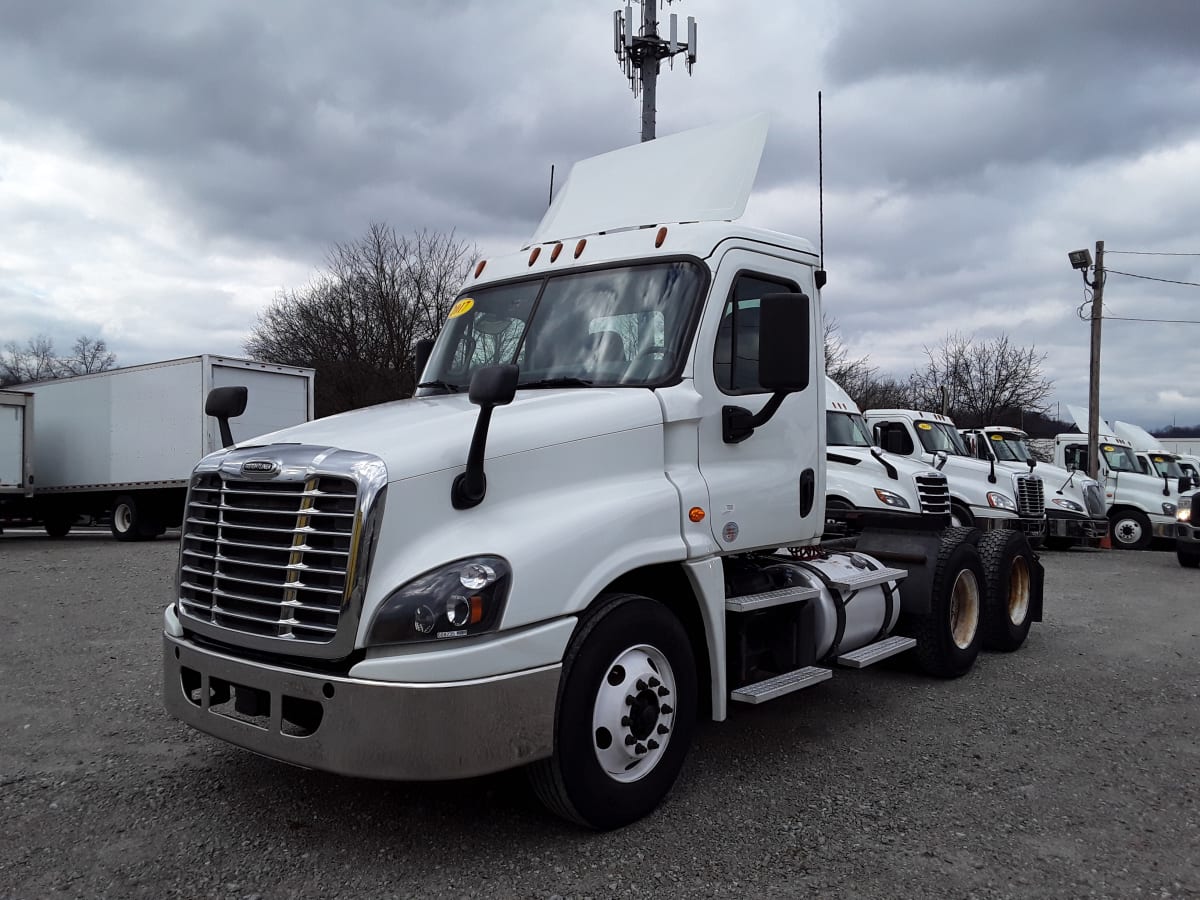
1008,556,1030,625
949,569,981,649
1115,517,1142,545
591,643,676,783
114,505,132,533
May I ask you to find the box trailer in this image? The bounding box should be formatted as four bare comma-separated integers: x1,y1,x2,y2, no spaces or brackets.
3,356,313,539
0,390,35,500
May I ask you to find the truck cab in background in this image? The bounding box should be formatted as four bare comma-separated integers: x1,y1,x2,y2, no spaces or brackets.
863,409,1046,541
960,426,1107,550
823,377,950,534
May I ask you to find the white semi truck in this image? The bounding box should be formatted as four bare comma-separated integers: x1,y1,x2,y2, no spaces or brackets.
162,119,1044,829
959,426,1107,550
823,377,951,533
862,409,1046,541
2,356,314,539
1045,407,1183,550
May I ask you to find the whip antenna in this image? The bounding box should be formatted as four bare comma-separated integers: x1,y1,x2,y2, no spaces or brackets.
816,90,827,289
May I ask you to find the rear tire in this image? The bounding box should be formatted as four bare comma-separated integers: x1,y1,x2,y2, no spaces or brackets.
1109,509,1152,551
43,514,73,538
978,530,1036,652
1178,550,1200,569
111,495,157,541
906,530,985,678
528,593,696,830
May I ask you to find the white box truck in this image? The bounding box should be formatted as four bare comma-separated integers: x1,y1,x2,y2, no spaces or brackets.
0,390,35,505
162,118,1044,829
4,356,313,539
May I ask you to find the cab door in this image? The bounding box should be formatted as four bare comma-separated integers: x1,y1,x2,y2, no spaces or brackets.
693,249,822,551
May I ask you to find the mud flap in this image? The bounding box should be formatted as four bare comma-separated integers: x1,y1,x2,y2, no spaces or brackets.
1029,551,1045,623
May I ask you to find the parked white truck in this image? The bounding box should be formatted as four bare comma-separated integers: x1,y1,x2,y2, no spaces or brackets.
2,356,314,539
162,118,1044,829
862,409,1046,541
0,391,35,523
823,377,951,533
1045,407,1183,550
959,426,1107,550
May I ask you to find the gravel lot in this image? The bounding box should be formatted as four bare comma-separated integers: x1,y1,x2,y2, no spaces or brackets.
1,533,1197,899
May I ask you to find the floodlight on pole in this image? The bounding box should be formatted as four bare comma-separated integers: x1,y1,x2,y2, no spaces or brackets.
1068,248,1093,272
613,1,697,142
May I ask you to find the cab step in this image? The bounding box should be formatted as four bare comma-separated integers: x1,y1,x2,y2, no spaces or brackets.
730,666,832,704
725,585,820,613
835,634,917,669
826,566,908,592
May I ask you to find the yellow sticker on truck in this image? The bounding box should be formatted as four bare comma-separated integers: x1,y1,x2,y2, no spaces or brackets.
917,422,933,430
448,298,475,319
991,434,1004,441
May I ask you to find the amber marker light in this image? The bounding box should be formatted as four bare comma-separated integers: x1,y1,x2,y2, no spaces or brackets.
528,246,541,266
655,226,668,248
469,595,484,625
474,260,487,278
574,238,587,258
688,507,705,523
550,242,563,262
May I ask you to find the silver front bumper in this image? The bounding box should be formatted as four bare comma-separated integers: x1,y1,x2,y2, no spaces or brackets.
1047,513,1108,541
163,635,559,781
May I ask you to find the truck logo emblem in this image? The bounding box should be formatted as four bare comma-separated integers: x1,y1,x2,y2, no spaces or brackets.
241,459,281,477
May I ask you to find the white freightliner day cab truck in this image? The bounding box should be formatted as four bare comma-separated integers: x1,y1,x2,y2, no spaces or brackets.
823,377,952,533
959,426,1108,550
1,356,314,540
162,119,1045,829
862,409,1047,542
1043,406,1184,550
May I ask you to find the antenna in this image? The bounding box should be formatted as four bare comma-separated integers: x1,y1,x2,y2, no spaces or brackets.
613,1,698,141
548,164,555,208
815,91,827,290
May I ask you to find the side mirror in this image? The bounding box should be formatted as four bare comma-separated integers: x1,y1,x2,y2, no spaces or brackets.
452,365,519,509
414,338,435,383
1180,476,1192,494
757,292,811,393
205,386,248,449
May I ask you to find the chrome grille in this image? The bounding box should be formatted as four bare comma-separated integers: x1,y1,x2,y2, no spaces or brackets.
1016,475,1045,518
915,473,951,516
178,473,359,643
1082,482,1106,516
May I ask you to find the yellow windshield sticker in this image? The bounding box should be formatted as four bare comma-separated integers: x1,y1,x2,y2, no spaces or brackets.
990,434,1004,441
448,298,475,319
1153,456,1164,462
917,422,933,430
1103,445,1114,452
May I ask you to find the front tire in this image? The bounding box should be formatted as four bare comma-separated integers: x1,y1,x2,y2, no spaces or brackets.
1109,509,1152,551
905,529,985,678
529,593,697,830
978,529,1035,652
1178,550,1200,569
111,495,158,541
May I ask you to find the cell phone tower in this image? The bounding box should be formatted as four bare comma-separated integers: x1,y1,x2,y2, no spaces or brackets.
613,1,697,142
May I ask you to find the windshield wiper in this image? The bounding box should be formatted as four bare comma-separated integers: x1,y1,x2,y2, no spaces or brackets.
518,377,595,389
416,380,461,394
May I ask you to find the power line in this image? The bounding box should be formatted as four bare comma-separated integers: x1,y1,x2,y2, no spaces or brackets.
1105,250,1200,257
1103,314,1200,325
1106,269,1200,288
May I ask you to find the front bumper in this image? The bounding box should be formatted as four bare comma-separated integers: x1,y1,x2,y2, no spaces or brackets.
163,634,559,781
1176,522,1200,549
1152,519,1177,539
1046,511,1108,544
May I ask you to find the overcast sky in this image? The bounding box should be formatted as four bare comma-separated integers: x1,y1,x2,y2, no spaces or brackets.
3,0,1199,427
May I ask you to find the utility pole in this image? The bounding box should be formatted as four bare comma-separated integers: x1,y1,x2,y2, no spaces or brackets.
1087,240,1105,480
613,2,697,141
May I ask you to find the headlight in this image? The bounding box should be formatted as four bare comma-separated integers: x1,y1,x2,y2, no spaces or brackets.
1178,495,1193,522
873,488,911,509
1162,502,1177,517
366,556,511,646
1051,498,1084,513
986,492,1017,511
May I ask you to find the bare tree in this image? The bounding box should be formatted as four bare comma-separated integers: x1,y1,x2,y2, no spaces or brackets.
823,318,914,411
60,336,117,376
908,331,1053,428
1,335,62,385
245,224,479,416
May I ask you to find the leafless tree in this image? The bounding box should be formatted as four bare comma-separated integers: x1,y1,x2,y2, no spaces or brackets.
823,319,913,411
245,224,479,417
908,331,1053,427
60,336,117,376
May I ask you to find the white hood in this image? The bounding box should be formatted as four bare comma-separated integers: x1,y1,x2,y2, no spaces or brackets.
236,389,665,483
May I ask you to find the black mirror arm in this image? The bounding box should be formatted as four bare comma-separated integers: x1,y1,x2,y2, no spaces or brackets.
869,446,899,480
452,406,497,509
722,392,787,444
988,456,997,484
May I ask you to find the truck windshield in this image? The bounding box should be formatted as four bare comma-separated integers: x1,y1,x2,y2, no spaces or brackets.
826,411,873,447
1101,444,1141,473
987,432,1032,462
1149,454,1184,478
419,261,704,392
915,421,968,455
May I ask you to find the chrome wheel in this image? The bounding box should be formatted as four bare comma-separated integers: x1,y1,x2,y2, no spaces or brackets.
1007,556,1030,626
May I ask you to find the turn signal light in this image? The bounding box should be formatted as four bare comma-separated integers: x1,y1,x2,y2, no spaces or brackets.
688,507,705,523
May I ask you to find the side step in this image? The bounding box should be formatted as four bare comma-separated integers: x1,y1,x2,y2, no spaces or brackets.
825,566,908,592
730,666,832,704
835,635,917,669
725,585,820,613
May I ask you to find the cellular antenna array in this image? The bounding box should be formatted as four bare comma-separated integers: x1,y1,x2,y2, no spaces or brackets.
613,1,697,142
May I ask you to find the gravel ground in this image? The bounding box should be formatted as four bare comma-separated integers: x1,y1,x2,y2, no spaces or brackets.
1,532,1198,899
